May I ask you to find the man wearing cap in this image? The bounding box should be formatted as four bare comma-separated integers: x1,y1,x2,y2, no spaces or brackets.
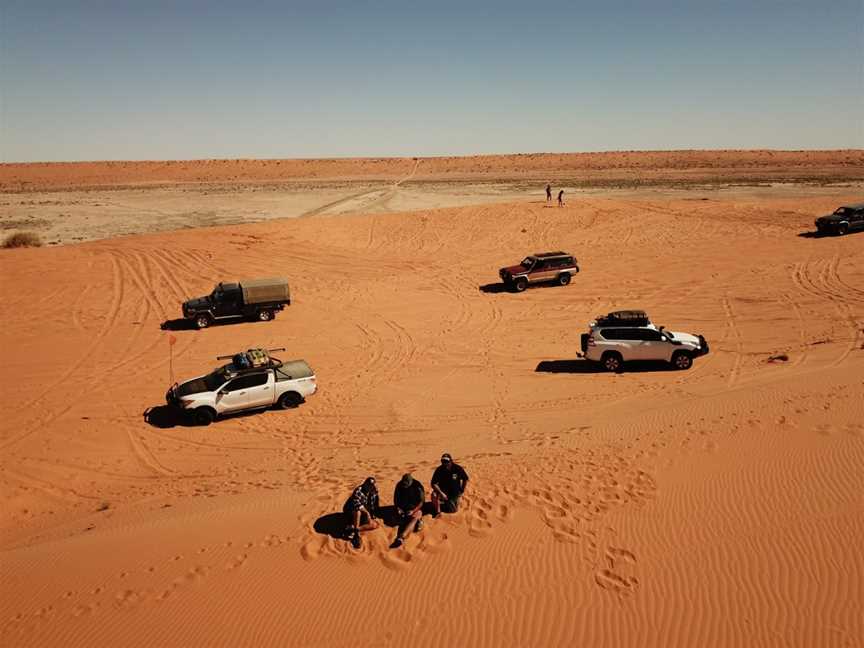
391,473,425,549
431,453,469,517
343,476,380,549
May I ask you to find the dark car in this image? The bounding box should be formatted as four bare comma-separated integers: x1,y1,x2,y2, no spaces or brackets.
815,203,864,236
498,251,580,292
182,277,291,328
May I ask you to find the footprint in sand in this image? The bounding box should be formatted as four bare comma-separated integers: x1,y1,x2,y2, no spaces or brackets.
224,554,248,571
595,547,639,597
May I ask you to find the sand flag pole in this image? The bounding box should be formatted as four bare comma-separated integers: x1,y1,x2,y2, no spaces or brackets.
168,334,177,384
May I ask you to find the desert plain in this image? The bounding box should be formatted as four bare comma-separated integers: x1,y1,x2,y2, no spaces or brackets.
1,150,863,647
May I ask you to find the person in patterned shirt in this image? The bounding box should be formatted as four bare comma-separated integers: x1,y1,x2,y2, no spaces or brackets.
343,476,380,549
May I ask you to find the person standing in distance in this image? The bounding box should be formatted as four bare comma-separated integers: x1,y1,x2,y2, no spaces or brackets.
557,189,565,207
546,184,552,204
431,453,469,517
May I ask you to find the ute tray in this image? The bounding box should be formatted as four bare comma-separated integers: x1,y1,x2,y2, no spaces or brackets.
596,310,650,327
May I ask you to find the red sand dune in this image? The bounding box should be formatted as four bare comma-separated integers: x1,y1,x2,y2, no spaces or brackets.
0,164,862,647
2,149,863,190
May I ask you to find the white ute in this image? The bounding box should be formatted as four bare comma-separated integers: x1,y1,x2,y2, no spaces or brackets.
580,310,709,372
166,348,316,425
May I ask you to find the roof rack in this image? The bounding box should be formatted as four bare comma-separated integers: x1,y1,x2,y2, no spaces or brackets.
217,347,285,371
595,310,650,327
535,251,568,258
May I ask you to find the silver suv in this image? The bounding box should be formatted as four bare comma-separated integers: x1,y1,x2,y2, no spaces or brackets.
580,311,709,372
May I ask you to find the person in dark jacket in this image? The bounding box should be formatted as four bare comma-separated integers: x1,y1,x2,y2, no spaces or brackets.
546,184,552,203
391,473,425,548
343,476,380,549
557,189,565,207
431,453,469,517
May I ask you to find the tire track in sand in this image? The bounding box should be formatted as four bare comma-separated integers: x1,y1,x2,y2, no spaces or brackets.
0,252,124,450
721,296,745,388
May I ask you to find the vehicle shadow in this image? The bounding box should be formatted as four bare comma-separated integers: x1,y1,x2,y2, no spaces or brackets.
160,317,245,331
160,318,197,331
536,359,675,374
479,283,512,294
479,282,551,294
143,405,196,428
798,230,862,239
144,404,279,428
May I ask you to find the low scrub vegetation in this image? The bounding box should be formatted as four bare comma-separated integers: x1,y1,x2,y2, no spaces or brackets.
2,231,43,248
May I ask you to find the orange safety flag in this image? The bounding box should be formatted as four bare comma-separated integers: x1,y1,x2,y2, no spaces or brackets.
168,334,177,346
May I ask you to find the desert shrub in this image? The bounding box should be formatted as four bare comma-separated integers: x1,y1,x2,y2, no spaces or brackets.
2,231,43,248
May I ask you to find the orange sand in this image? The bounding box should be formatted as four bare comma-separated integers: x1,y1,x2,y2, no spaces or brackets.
1,161,862,647
2,150,863,190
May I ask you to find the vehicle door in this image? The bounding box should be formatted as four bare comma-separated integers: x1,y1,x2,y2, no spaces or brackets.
216,373,266,412
633,328,665,360
214,287,243,317
854,208,864,230
599,328,638,359
531,258,555,283
243,371,274,409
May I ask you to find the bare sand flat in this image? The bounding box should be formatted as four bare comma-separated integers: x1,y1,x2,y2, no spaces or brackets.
0,160,862,646
3,150,863,246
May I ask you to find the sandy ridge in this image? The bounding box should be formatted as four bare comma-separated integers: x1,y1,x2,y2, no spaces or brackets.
2,150,862,191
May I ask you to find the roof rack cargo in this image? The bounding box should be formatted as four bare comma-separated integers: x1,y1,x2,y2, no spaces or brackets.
595,310,650,327
216,347,285,372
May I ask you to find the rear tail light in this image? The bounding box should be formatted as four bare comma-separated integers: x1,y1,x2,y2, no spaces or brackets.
587,335,596,346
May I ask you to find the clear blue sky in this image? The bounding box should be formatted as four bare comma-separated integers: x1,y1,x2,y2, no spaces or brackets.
1,1,862,161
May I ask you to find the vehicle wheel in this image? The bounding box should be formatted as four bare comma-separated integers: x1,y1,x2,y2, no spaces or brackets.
195,314,211,329
514,277,528,292
557,273,571,286
672,351,693,370
601,352,623,373
257,309,273,322
193,407,216,426
837,223,849,236
277,392,303,409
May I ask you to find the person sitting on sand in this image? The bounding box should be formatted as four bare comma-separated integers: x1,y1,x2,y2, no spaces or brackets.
343,476,380,549
546,184,552,203
391,473,426,548
431,453,469,517
557,189,565,207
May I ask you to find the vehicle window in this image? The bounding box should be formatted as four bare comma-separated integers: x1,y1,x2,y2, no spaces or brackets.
245,373,268,388
833,207,849,216
223,373,267,392
637,329,662,341
534,259,547,270
521,257,534,269
562,257,573,266
204,371,228,392
600,328,633,340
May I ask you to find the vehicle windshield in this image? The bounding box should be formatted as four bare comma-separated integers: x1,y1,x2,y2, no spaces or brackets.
520,257,535,269
210,288,222,300
203,367,230,391
833,207,850,216
660,327,675,339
